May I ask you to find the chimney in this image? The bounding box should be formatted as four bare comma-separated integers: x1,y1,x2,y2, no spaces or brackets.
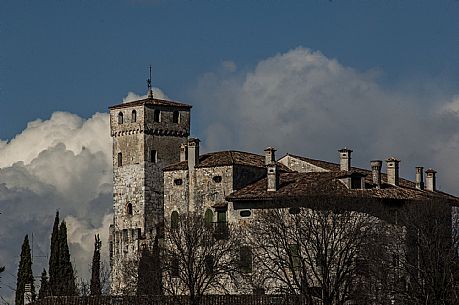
415,166,424,190
180,143,188,162
267,163,279,192
338,148,352,171
371,160,382,188
265,146,279,192
386,157,400,186
425,169,437,191
187,138,200,170
264,147,276,165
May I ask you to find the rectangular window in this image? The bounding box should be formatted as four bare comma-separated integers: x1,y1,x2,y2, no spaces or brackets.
217,211,226,223
240,246,253,273
351,177,362,189
151,150,157,163
117,152,122,167
289,244,300,269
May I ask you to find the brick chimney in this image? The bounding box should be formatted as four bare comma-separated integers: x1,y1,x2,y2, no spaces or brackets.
180,143,187,162
187,138,200,170
338,148,352,171
264,147,276,166
265,147,279,192
371,160,382,188
386,157,400,186
415,166,424,190
425,169,437,192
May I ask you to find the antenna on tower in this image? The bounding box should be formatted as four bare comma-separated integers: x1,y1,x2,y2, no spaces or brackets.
147,65,153,98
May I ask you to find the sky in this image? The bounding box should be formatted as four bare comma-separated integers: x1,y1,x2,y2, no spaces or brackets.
1,0,459,302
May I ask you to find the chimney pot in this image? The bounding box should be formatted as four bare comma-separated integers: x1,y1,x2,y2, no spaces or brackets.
371,160,382,188
338,148,353,171
385,157,400,186
415,166,424,190
425,169,437,192
264,147,276,165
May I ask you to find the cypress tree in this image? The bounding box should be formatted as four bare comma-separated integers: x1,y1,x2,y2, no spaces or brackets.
48,211,59,295
90,234,102,296
38,269,50,300
137,234,162,296
15,235,35,305
58,221,76,295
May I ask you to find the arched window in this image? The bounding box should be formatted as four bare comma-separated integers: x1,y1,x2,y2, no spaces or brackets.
117,152,122,167
131,110,137,123
204,208,214,224
154,109,161,122
171,211,179,229
118,112,123,124
127,203,133,215
173,111,179,123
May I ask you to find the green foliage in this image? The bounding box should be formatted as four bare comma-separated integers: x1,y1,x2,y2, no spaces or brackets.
137,233,162,296
48,211,60,295
15,235,35,305
48,212,77,296
38,269,50,300
58,221,77,296
90,235,102,296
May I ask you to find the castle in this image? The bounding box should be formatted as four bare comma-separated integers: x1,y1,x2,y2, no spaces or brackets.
108,89,459,294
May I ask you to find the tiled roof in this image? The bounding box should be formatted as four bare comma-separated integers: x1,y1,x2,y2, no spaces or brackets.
109,97,192,110
164,151,290,171
226,171,459,203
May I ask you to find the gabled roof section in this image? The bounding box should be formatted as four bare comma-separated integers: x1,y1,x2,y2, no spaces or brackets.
109,96,192,110
164,151,290,172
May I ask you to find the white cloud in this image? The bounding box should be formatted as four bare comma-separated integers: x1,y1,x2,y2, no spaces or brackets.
122,87,168,103
0,112,113,300
191,47,459,194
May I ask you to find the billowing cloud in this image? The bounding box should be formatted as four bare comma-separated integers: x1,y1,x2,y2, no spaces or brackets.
0,112,113,301
191,47,459,194
122,87,168,103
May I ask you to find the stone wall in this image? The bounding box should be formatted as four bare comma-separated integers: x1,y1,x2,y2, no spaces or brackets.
278,155,328,173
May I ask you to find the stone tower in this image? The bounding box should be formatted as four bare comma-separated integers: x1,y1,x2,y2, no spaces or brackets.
108,92,191,292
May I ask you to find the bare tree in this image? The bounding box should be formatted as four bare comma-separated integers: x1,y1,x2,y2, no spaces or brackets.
162,212,241,305
249,202,379,305
379,200,459,305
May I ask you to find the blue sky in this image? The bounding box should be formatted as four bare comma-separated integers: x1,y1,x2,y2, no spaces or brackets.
1,0,459,140
1,1,459,300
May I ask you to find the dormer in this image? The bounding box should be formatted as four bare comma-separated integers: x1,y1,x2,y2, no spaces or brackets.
337,171,366,190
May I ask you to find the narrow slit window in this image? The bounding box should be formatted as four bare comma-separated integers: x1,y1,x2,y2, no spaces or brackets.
118,112,123,124
171,211,179,229
154,109,161,122
131,110,137,123
151,150,157,163
117,152,122,167
173,111,179,123
127,203,133,215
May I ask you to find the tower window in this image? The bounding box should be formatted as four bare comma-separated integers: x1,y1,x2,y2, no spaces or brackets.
174,178,183,186
131,110,137,123
117,152,122,167
240,210,251,218
212,176,222,183
118,112,124,124
171,211,179,229
171,257,179,277
127,203,133,215
154,109,161,122
150,150,157,163
173,111,179,123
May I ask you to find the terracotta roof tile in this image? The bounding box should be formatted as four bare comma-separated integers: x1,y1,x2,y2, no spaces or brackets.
226,171,459,203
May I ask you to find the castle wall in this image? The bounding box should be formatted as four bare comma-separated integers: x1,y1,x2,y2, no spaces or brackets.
279,155,329,173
